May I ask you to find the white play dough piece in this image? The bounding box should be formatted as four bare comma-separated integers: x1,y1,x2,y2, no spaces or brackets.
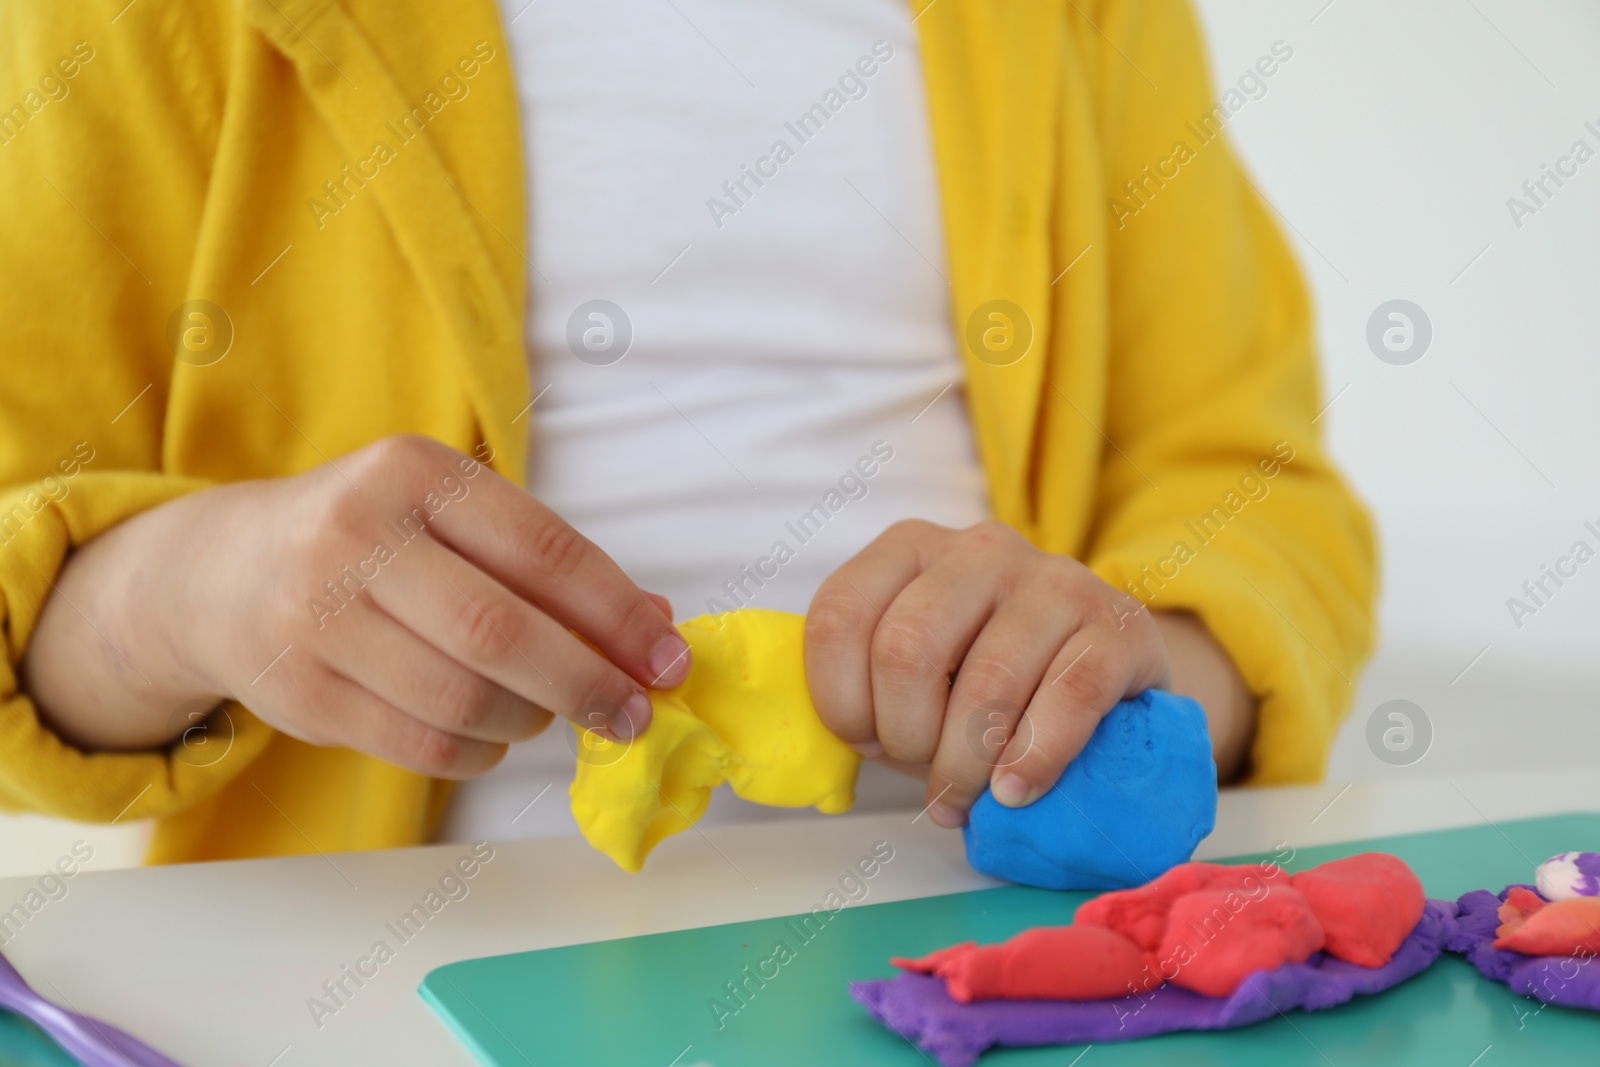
1535,852,1600,901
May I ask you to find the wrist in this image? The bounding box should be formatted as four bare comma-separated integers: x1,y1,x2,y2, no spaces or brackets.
118,487,236,704
1152,611,1256,782
26,490,230,751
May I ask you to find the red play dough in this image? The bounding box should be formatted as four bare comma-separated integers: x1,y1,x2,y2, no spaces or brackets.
1494,886,1547,939
891,941,977,975
896,853,1431,1005
893,925,1154,1002
1289,852,1426,968
1494,896,1600,956
1074,862,1287,952
1157,885,1326,997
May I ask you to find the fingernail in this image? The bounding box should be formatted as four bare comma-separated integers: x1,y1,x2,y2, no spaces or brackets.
648,633,691,688
928,802,966,829
850,740,885,759
610,692,652,740
991,772,1035,808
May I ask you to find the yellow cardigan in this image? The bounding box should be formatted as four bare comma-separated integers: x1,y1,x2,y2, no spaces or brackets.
0,0,1375,864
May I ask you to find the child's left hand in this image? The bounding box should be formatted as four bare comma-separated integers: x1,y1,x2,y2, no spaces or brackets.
803,519,1171,828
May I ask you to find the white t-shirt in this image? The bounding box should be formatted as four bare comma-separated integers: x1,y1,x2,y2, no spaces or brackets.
436,0,990,842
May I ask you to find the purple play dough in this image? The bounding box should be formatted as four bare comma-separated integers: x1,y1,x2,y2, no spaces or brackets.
850,899,1458,1067
1572,853,1600,896
1447,887,1600,1011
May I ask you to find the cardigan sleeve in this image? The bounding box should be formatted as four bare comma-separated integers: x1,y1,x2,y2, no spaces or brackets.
0,475,276,821
0,2,272,822
1075,0,1379,782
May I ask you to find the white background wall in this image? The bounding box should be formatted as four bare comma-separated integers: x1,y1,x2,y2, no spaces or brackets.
1187,0,1600,780
4,0,1596,878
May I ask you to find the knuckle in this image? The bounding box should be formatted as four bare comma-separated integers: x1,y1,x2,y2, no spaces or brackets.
811,702,862,744
573,671,631,727
881,518,941,550
886,517,932,538
268,573,321,638
1051,649,1113,708
805,594,869,650
342,436,415,493
454,593,525,663
614,589,668,648
411,728,463,776
285,710,333,748
1045,552,1089,590
524,518,590,581
965,519,1020,550
522,707,555,740
432,672,497,733
870,619,938,681
506,704,551,742
970,517,1012,540
339,435,448,515
308,479,371,546
882,732,936,765
1043,587,1091,627
277,673,336,746
928,763,986,808
366,433,441,471
1124,599,1163,641
1027,568,1095,626
1078,585,1124,625
954,655,1020,705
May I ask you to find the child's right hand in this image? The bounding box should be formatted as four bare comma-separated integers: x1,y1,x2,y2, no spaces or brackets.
20,435,689,778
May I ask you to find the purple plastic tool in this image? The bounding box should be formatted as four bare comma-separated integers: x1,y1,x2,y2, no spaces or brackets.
0,948,183,1067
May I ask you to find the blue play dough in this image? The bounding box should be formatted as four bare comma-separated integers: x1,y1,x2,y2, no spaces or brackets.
963,689,1217,891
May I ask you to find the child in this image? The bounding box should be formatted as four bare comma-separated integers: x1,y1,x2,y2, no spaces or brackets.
0,0,1373,862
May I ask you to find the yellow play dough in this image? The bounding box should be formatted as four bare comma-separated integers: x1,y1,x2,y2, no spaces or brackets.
569,609,862,872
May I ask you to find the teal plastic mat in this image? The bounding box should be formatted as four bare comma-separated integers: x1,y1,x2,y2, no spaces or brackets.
420,813,1600,1065
0,1013,77,1067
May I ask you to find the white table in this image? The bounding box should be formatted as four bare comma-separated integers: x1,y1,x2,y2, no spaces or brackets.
1,767,1590,1066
